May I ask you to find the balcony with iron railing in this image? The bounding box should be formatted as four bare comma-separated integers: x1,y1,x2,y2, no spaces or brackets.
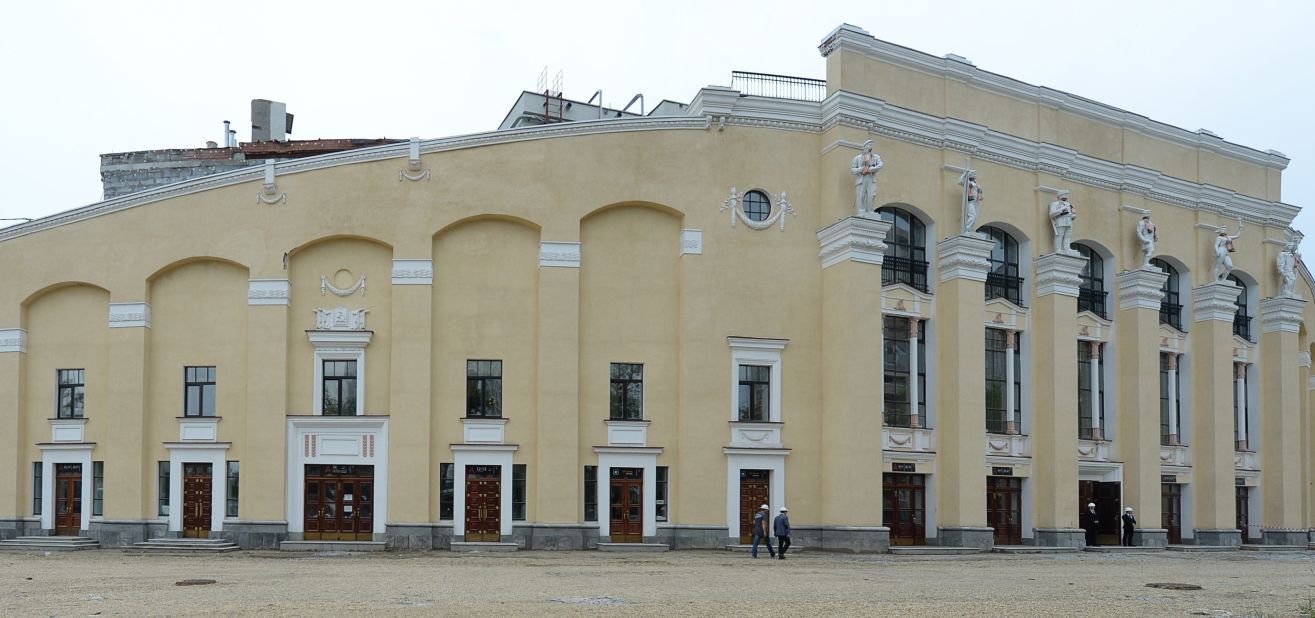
1233,314,1252,341
985,273,1025,307
882,255,929,292
1078,288,1108,319
1159,301,1184,331
730,71,827,101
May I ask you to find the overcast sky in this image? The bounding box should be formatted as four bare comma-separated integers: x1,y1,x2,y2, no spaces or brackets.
2,0,1312,255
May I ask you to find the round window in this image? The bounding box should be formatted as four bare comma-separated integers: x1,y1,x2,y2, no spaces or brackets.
742,190,771,222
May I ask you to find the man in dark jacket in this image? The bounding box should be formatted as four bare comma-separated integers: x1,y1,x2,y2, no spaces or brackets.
1121,507,1137,546
1081,502,1099,546
751,504,775,558
773,507,792,560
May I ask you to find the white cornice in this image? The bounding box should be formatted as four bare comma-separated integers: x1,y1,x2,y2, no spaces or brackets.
1115,269,1168,311
1192,280,1243,322
1034,253,1087,298
937,234,994,282
816,216,891,269
1259,296,1306,334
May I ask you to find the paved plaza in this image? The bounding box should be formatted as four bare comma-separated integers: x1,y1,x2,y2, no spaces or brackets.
2,549,1314,617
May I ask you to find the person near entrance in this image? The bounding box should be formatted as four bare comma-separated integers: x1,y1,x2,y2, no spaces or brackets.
1081,502,1100,546
1121,507,1137,546
773,506,791,560
751,504,775,558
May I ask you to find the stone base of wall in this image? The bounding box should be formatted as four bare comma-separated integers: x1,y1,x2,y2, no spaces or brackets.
1194,528,1242,547
0,518,41,540
938,526,994,549
88,521,158,547
386,524,440,550
1132,528,1169,547
1260,529,1308,546
515,524,599,550
792,526,890,553
217,521,287,549
1033,528,1086,548
656,525,726,550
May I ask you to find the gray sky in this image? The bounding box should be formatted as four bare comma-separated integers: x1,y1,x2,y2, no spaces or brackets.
2,0,1312,255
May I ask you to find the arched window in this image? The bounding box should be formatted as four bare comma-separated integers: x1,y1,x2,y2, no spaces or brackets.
1149,258,1183,330
1074,244,1107,319
877,206,928,292
1227,274,1251,340
980,226,1023,306
742,190,771,222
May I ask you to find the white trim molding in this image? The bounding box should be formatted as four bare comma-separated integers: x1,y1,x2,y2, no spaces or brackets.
0,328,27,353
605,420,650,447
391,259,433,285
50,418,88,443
936,234,994,282
248,279,291,306
37,443,95,532
163,442,231,534
462,417,509,444
817,215,891,269
727,337,788,423
594,446,663,540
307,330,372,416
540,241,581,268
1115,269,1168,311
723,448,788,540
1193,280,1243,322
286,416,390,537
681,229,703,255
108,302,150,328
451,443,518,539
1034,253,1087,297
1259,296,1306,334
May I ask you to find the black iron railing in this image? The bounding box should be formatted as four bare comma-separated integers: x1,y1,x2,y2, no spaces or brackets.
730,71,827,102
1078,288,1108,319
985,273,1025,307
1233,314,1252,340
882,255,929,292
1159,301,1184,331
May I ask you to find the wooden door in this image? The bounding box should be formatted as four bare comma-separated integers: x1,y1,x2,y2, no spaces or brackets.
738,470,771,543
182,463,213,538
304,465,374,541
609,467,643,543
987,476,1022,545
1235,486,1250,541
54,463,82,536
883,473,926,546
1161,483,1182,544
464,465,501,542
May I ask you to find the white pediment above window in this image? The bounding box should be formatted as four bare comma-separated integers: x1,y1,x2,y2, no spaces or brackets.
1158,324,1186,353
882,284,933,320
1076,312,1113,342
984,297,1028,330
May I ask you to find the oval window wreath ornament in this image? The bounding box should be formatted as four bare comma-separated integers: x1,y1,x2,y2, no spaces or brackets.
720,186,797,231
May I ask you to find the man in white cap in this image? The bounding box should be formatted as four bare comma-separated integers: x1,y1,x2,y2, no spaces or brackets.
773,506,792,559
1121,507,1137,546
751,504,775,558
1080,502,1100,547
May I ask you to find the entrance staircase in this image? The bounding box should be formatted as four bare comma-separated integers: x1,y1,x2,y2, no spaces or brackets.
0,536,100,551
132,538,239,554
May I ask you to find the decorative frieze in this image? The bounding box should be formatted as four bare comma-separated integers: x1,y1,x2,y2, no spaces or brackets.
539,241,581,268
1192,280,1242,322
681,229,703,255
1259,296,1306,334
248,279,291,306
936,234,994,282
0,328,27,353
107,302,151,328
314,306,369,331
391,259,434,285
1115,268,1168,311
817,216,890,269
1034,253,1087,297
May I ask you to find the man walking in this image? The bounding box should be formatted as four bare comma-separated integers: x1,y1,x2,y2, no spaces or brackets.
1121,507,1137,547
773,506,792,560
751,504,775,558
1081,502,1100,547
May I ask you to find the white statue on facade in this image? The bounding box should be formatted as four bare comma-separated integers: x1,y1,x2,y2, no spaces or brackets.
958,169,983,234
1048,190,1077,255
1211,216,1244,281
1278,228,1302,298
851,139,883,215
1136,212,1158,269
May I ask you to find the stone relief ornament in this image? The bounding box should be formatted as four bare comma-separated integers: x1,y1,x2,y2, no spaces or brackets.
1048,190,1078,255
1278,227,1303,298
1136,211,1158,269
1211,216,1244,281
315,306,368,331
851,139,884,215
721,187,797,231
321,270,366,297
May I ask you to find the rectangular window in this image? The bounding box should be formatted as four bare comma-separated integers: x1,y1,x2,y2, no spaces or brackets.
1234,367,1249,450
184,366,217,417
439,463,454,520
655,466,669,522
157,461,170,517
984,329,1022,433
1159,354,1182,446
883,317,926,428
466,360,503,418
33,462,42,516
92,461,104,517
57,369,85,418
322,360,358,416
1077,341,1105,440
584,465,597,522
609,363,644,420
737,365,770,421
225,461,240,518
512,464,527,521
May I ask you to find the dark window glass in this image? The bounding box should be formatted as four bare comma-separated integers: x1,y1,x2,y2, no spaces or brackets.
92,461,104,516
584,466,598,522
226,461,240,518
1227,275,1251,341
609,363,644,420
1077,341,1105,440
985,329,1022,433
877,207,929,292
656,466,669,522
56,369,85,418
883,316,926,428
439,463,454,520
737,365,770,421
980,226,1024,306
158,461,170,517
1074,244,1107,319
743,190,771,222
1234,366,1249,450
322,360,358,416
1159,354,1182,446
466,360,503,418
33,462,42,516
512,464,527,521
184,366,217,417
1149,258,1183,330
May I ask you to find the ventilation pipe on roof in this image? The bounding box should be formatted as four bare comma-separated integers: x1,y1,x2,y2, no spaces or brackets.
621,94,644,116
587,90,603,119
223,121,231,147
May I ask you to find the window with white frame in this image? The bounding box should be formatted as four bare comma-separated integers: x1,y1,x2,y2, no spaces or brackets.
728,337,787,423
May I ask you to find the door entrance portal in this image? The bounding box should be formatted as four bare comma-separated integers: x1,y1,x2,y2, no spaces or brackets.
1161,483,1182,544
182,463,213,538
464,465,502,542
987,476,1022,545
883,473,926,546
54,463,82,536
303,464,374,541
609,467,643,543
1235,486,1251,542
738,469,771,543
1079,480,1121,546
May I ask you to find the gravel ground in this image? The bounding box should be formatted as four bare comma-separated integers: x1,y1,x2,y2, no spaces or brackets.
2,549,1314,617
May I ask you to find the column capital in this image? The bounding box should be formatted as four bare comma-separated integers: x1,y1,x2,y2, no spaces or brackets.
540,241,582,268
936,233,994,282
108,302,151,328
1166,352,1178,370
1259,296,1307,334
817,216,891,269
1034,252,1087,297
391,259,433,285
1191,279,1241,322
1115,268,1167,311
248,278,291,306
0,327,26,353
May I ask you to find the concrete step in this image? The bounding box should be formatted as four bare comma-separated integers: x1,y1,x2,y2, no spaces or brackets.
1308,543,1315,551
724,544,804,554
132,538,239,553
597,542,669,552
1240,544,1307,552
1166,545,1240,552
0,536,100,551
1084,546,1166,552
279,541,387,552
890,546,985,555
450,542,518,552
991,546,1080,554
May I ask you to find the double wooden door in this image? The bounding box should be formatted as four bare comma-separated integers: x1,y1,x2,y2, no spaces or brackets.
182,463,212,538
883,473,926,546
54,463,82,536
465,465,501,542
987,477,1022,545
304,465,374,541
609,467,643,543
1162,483,1182,544
1078,480,1121,545
738,470,770,543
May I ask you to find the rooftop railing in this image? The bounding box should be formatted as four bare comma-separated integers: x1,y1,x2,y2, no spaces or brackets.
731,71,827,102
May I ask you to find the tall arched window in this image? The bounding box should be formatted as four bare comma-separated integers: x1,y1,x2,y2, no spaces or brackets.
1149,258,1183,330
1074,244,1107,319
877,207,928,292
980,226,1023,306
1227,274,1251,340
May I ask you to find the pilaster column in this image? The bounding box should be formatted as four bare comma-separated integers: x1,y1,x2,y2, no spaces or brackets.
0,328,26,528
103,300,150,524
1114,267,1169,546
1235,363,1248,451
1258,295,1308,544
1190,279,1243,546
1005,330,1017,434
932,233,995,548
245,279,290,525
387,259,433,545
1030,252,1087,547
535,241,581,533
908,317,921,429
818,216,890,546
1167,354,1180,445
